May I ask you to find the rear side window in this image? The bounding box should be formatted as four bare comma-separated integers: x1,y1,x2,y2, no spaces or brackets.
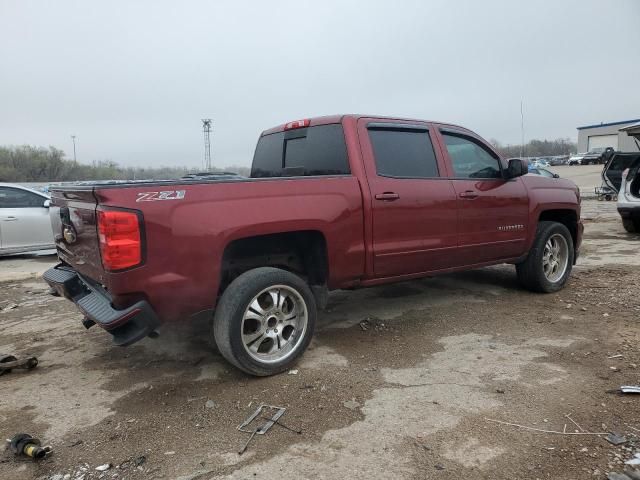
0,187,45,208
367,128,439,178
442,133,502,179
251,124,350,177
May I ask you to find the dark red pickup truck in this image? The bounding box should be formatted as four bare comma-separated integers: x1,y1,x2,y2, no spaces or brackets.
45,115,583,375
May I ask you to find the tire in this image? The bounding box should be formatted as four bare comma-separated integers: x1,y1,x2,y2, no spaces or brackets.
213,267,316,376
622,218,639,233
516,221,574,293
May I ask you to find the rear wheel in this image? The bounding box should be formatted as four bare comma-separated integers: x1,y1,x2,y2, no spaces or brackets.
516,221,574,293
622,218,640,233
213,267,316,376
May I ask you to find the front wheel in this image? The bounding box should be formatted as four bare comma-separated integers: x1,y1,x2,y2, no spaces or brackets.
516,221,574,293
213,267,316,376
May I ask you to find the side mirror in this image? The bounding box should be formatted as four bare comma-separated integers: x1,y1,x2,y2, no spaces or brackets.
43,199,51,208
506,158,528,179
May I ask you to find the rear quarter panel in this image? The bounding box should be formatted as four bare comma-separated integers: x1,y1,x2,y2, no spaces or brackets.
96,177,365,322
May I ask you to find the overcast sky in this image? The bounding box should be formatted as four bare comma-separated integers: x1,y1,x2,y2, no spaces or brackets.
1,0,639,168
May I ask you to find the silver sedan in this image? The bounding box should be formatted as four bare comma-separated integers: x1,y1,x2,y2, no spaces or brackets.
0,183,55,256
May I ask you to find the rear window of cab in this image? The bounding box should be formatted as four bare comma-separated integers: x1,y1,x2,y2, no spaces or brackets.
251,124,350,177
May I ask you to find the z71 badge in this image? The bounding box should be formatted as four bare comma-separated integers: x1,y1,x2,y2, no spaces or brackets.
136,190,186,202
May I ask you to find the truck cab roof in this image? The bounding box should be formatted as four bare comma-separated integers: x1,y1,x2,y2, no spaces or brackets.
260,114,473,137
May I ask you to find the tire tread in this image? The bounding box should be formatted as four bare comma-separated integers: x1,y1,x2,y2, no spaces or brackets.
516,221,574,293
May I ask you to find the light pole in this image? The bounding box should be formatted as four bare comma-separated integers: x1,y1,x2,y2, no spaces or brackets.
71,135,77,163
520,100,525,159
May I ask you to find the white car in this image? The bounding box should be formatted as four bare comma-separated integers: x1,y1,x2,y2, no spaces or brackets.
531,158,551,168
617,161,640,233
568,154,586,166
0,183,55,256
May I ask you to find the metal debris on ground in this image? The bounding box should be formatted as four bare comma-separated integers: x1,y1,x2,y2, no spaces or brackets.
607,469,640,480
626,453,640,466
343,399,360,410
1,303,18,312
485,418,609,436
7,433,52,459
237,404,294,455
95,463,111,471
0,353,38,376
621,386,640,394
359,319,370,331
606,433,628,445
259,416,302,434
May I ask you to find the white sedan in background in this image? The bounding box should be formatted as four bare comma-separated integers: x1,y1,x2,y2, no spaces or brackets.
0,183,55,256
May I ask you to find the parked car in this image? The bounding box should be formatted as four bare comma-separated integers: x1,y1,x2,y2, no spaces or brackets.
582,147,614,165
44,115,583,376
0,183,55,256
601,152,640,194
549,156,569,166
528,166,559,178
616,158,640,232
533,158,551,167
568,153,587,165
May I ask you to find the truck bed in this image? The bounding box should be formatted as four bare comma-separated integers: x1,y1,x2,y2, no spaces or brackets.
49,175,365,323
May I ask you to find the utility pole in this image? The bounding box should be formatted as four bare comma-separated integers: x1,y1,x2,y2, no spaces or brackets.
202,119,212,171
520,100,525,159
71,135,77,163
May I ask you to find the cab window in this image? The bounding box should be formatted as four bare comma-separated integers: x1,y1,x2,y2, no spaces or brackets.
251,124,350,177
368,127,439,178
442,133,502,179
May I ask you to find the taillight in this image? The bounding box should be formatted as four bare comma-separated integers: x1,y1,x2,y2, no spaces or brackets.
97,209,143,271
284,119,310,130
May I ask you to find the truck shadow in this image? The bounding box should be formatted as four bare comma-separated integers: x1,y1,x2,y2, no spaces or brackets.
90,265,522,382
320,265,519,330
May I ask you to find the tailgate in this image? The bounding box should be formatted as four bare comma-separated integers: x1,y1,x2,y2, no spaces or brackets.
50,187,105,282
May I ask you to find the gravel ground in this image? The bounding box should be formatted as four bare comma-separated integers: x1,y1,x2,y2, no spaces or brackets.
1,198,639,480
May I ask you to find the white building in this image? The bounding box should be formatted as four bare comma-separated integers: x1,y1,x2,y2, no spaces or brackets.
577,118,640,153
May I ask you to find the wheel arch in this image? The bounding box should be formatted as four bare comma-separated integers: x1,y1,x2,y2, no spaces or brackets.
218,230,329,298
537,209,579,251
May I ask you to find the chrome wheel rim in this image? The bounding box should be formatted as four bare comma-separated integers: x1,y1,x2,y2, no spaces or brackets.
241,285,308,364
542,233,569,283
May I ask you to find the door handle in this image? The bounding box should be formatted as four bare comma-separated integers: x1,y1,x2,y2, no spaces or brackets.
375,192,400,201
458,191,478,199
2,216,18,221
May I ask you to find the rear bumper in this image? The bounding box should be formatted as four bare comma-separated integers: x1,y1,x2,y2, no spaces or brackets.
618,206,640,219
43,265,160,346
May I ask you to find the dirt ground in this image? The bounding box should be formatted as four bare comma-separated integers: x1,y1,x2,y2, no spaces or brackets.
1,199,639,480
